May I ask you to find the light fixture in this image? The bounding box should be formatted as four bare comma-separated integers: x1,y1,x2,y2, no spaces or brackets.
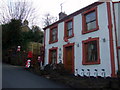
103,38,106,42
77,43,79,47
59,48,61,51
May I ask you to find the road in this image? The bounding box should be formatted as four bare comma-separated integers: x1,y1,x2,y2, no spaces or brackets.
2,63,69,88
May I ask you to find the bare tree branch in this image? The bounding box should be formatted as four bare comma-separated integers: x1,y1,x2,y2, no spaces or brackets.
42,13,58,27
0,0,37,25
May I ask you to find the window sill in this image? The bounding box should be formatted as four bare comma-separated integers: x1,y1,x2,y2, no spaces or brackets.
82,26,99,34
117,46,120,49
64,34,74,42
82,59,100,65
49,40,58,44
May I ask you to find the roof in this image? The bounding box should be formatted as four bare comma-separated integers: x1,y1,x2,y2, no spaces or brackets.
43,2,104,30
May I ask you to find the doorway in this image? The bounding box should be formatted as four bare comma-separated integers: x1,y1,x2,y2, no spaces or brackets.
63,43,74,73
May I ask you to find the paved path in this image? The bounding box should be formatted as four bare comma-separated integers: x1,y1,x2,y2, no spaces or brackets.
2,63,69,88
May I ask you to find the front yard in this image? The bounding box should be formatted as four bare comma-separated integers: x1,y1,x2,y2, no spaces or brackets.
25,64,120,89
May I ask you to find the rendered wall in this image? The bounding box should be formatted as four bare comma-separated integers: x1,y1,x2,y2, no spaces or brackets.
44,2,118,77
114,2,120,70
114,3,120,46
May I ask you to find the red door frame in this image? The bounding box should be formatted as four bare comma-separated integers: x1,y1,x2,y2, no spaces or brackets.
63,43,75,73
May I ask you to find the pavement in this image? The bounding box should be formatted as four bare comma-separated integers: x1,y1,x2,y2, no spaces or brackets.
2,63,70,88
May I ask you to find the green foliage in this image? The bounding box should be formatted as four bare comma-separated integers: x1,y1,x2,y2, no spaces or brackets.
2,19,44,51
2,19,22,50
2,19,44,65
117,70,120,78
31,26,44,43
43,64,70,75
20,30,34,50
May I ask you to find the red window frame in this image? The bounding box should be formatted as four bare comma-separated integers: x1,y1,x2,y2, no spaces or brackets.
82,7,99,34
118,46,120,49
49,25,58,44
82,37,100,65
49,47,58,64
64,18,74,41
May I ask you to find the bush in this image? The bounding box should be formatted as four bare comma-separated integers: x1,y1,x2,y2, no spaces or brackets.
3,49,27,66
43,63,71,76
117,70,120,78
55,64,71,75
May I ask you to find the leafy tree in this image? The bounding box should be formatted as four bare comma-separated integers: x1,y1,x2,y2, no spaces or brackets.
2,19,22,50
31,25,44,43
2,19,44,51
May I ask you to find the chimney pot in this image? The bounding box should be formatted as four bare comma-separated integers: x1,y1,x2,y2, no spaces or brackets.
59,12,67,20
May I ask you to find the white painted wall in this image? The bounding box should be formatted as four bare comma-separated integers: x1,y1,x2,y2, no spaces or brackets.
44,2,118,77
74,3,112,77
110,2,118,75
114,2,120,70
114,3,120,46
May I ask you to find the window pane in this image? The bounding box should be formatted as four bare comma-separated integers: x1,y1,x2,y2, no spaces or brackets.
86,11,96,23
52,28,57,35
86,21,96,31
52,35,56,41
51,28,57,41
66,21,73,37
118,49,120,65
67,21,72,30
67,29,72,37
51,50,57,64
86,41,97,62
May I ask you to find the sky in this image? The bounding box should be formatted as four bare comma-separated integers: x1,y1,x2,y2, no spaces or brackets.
0,0,120,28
31,0,120,28
32,0,98,16
32,0,99,28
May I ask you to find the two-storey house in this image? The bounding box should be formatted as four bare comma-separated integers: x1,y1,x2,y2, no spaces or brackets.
43,2,120,77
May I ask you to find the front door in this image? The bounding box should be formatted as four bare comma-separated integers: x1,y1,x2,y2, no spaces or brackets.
64,46,73,73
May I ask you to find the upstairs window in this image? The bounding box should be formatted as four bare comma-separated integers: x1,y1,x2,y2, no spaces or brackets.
49,26,58,44
86,11,96,31
66,21,73,37
64,18,74,40
82,37,100,65
82,7,99,34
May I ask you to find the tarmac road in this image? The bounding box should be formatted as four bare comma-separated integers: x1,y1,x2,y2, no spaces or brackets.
2,63,69,88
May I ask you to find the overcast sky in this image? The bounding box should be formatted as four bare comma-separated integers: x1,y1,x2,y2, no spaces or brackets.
31,0,119,28
0,0,119,28
32,0,98,15
32,0,99,27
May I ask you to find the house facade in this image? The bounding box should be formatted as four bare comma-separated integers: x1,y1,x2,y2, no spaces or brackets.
43,2,120,77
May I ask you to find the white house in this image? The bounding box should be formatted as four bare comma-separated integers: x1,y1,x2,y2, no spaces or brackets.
43,2,120,77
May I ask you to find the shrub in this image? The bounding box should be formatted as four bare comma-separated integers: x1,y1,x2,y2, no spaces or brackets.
117,70,120,78
54,64,71,75
43,63,71,76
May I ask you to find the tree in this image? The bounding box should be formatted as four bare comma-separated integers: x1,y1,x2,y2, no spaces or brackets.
31,25,44,43
2,19,22,50
42,13,58,27
0,0,37,25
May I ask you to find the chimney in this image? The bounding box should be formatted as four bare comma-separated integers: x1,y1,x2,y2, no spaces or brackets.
59,12,67,20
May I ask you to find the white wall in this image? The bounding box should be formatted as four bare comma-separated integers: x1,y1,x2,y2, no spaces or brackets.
114,2,120,70
114,3,120,46
110,2,118,75
74,3,112,77
44,2,118,77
